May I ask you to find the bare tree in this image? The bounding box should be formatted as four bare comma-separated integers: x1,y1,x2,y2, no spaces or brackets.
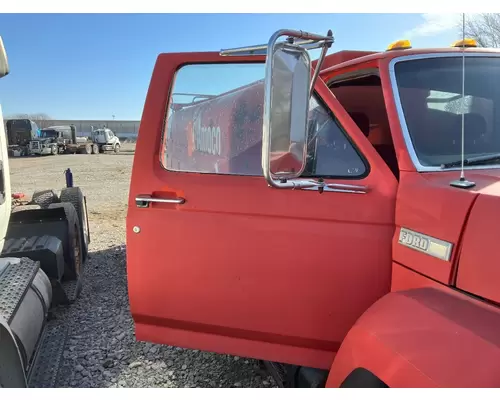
463,13,500,48
6,113,53,128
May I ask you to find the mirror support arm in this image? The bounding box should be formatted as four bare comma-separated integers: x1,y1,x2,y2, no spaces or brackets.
221,29,334,57
309,30,333,96
264,177,368,194
258,28,361,194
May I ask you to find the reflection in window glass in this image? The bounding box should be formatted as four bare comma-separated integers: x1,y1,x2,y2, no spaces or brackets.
304,96,367,177
161,63,367,178
395,56,499,167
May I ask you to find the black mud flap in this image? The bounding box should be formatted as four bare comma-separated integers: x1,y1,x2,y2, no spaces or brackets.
6,208,70,252
2,236,65,281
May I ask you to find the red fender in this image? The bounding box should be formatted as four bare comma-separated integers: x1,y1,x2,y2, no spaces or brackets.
326,287,500,388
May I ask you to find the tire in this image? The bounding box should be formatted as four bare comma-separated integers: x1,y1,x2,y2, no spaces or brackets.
340,368,388,388
114,143,120,153
31,189,60,209
51,145,58,155
59,187,89,262
92,144,99,154
84,144,92,154
47,202,83,280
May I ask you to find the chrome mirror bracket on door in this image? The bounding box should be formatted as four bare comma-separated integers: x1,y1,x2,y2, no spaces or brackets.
135,194,186,208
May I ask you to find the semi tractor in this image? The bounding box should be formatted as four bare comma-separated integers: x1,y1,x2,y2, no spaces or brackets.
127,29,500,388
5,119,40,156
0,37,91,388
30,125,95,155
90,127,121,154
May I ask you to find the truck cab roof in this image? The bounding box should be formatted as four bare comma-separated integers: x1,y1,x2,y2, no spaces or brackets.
320,45,500,76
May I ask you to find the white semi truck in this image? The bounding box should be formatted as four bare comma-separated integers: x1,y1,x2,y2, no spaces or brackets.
0,36,90,388
91,127,121,153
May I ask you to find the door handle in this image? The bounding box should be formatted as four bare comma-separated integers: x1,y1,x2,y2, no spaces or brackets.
135,194,185,208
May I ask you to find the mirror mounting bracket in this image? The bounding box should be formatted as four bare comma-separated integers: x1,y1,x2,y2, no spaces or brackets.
266,177,368,194
260,29,337,191
223,29,357,194
220,29,334,58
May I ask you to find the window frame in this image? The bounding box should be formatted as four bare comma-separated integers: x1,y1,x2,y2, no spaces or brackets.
389,52,500,173
159,61,370,180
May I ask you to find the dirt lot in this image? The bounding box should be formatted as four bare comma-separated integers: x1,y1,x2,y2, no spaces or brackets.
10,142,137,232
9,144,275,388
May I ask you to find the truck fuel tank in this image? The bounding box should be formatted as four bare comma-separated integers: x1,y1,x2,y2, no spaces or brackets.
0,257,52,368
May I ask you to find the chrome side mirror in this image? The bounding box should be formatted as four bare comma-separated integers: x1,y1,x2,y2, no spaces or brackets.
261,29,333,189
262,40,311,181
220,29,334,190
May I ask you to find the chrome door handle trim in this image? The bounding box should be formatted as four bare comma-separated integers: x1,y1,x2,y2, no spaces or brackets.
135,194,185,208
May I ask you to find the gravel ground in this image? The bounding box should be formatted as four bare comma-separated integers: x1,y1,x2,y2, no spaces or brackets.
9,147,276,388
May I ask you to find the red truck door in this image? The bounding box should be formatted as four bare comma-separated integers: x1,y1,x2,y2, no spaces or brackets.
127,52,398,370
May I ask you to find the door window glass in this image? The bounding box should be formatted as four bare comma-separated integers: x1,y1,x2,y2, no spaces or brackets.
161,63,367,178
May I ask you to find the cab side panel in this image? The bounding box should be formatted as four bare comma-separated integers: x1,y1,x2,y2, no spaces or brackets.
392,171,477,284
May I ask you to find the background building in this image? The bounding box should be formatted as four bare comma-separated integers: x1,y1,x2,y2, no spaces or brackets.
41,120,141,139
3,118,142,140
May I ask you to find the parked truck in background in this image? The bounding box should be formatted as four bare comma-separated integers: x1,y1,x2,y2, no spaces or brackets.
90,127,121,153
0,36,91,388
5,118,39,157
28,125,65,155
30,125,120,155
30,124,94,155
127,29,500,388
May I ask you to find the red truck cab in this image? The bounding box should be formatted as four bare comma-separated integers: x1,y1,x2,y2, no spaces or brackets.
127,30,500,387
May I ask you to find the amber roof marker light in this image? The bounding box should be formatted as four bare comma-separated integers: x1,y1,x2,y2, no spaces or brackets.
386,39,412,51
451,38,478,48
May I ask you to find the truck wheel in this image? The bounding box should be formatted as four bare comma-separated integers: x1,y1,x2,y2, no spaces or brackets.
59,187,89,263
47,202,83,280
84,144,92,154
92,144,99,154
31,189,60,209
114,143,120,153
339,368,388,388
51,146,58,155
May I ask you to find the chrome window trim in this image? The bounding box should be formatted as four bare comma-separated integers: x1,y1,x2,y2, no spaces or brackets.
388,52,500,173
